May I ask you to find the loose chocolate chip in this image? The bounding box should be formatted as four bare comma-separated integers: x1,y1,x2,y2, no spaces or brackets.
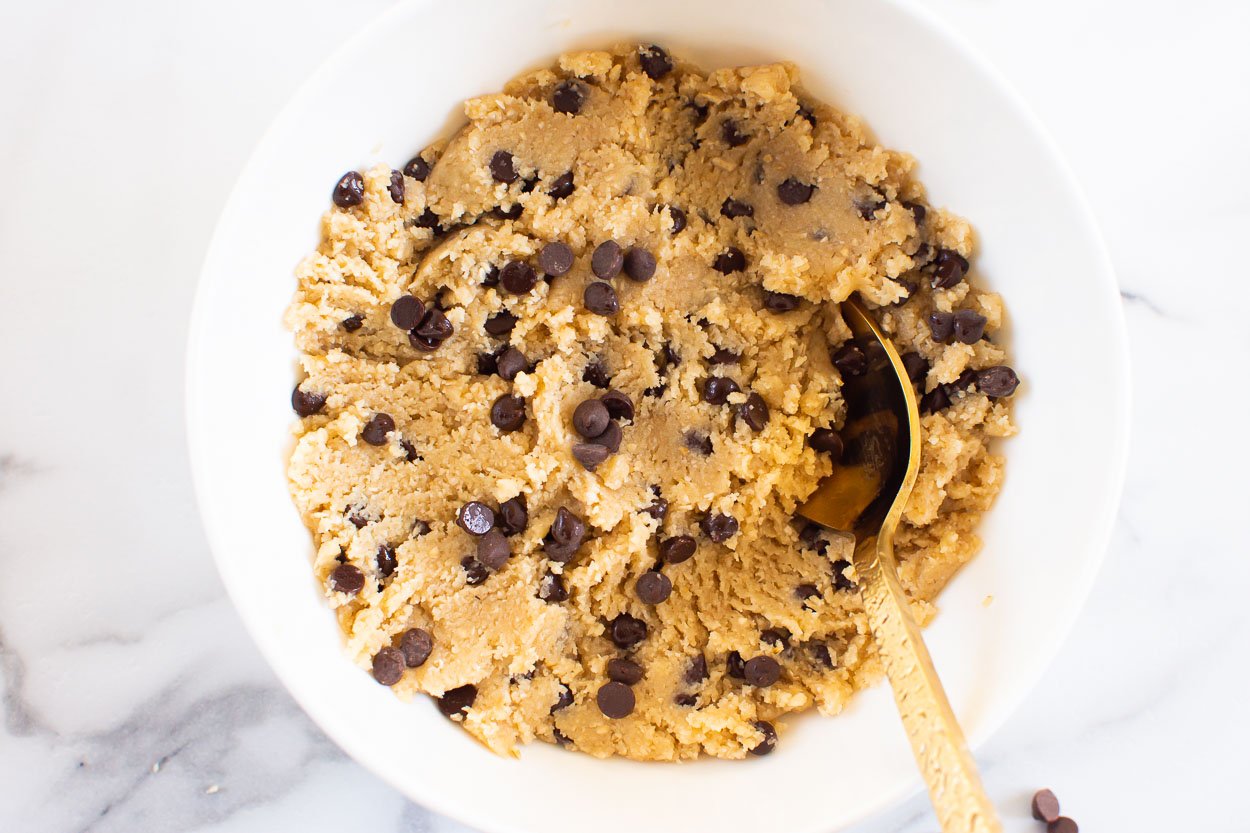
408,330,442,352
415,308,453,342
977,366,1020,398
713,247,746,273
610,614,648,649
701,513,739,543
495,347,529,381
721,119,749,147
926,310,955,343
726,650,746,678
761,628,790,648
550,507,587,548
832,343,867,377
371,647,405,686
623,247,656,282
477,529,511,570
400,628,434,667
591,420,622,454
600,390,635,421
489,150,517,183
659,535,697,565
403,154,431,182
461,556,488,586
750,721,777,755
573,399,611,438
919,385,951,414
709,347,740,364
667,206,687,234
638,44,673,79
332,171,364,207
684,431,714,456
328,563,365,594
500,261,537,295
596,681,635,718
931,248,969,289
552,79,586,115
795,583,820,602
1048,819,1078,833
635,571,672,605
952,309,987,344
413,207,440,230
490,394,527,432
362,413,395,446
701,375,741,405
583,281,619,316
809,429,844,459
644,494,669,522
498,495,528,536
390,295,426,330
539,571,569,603
582,360,611,388
551,684,574,712
457,501,495,536
744,656,781,687
538,242,574,276
341,314,363,332
737,392,770,432
901,351,929,383
437,684,477,718
572,442,610,471
493,202,523,221
484,311,517,337
291,386,326,417
721,197,754,219
777,178,816,205
1032,789,1061,823
607,657,645,686
548,171,575,199
591,241,624,278
686,654,709,683
376,544,397,578
476,351,499,376
763,291,801,312
832,559,856,591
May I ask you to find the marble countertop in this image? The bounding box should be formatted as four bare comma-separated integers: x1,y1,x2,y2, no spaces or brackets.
2,1,1247,830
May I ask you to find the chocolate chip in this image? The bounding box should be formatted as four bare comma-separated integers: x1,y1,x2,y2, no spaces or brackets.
381,170,405,205
737,392,769,432
832,559,856,591
750,721,777,755
489,150,517,183
376,544,397,578
341,314,363,332
726,651,746,678
593,421,622,453
901,351,929,383
700,513,738,543
413,308,453,344
572,443,611,471
855,195,887,220
685,654,709,684
500,261,537,294
484,311,517,337
390,295,426,330
539,571,569,603
549,507,587,549
1048,819,1078,833
371,647,405,685
403,154,431,182
490,394,527,432
619,248,657,283
950,368,979,396
902,200,926,225
952,309,987,344
658,535,697,565
638,44,673,79
600,390,635,421
635,571,672,604
763,291,801,312
411,519,431,537
492,202,523,221
328,563,365,595
498,495,528,536
832,343,867,377
573,399,611,438
799,523,828,554
596,681,635,718
591,241,624,278
809,642,834,668
400,628,434,667
576,359,609,389
1032,789,1061,823
461,556,488,586
684,431,713,456
795,583,820,602
721,119,749,147
552,79,586,114
809,429,844,459
609,614,648,649
674,693,697,707
332,171,364,207
457,501,495,536
720,197,754,219
713,247,746,273
476,528,510,570
495,347,528,381
926,311,955,343
644,494,668,522
583,281,619,315
362,413,395,446
701,375,741,405
291,386,326,417
744,656,781,687
548,171,575,199
347,508,369,529
476,351,499,376
761,628,790,648
551,684,574,713
607,658,645,686
667,206,687,233
538,242,574,276
778,178,815,205
797,103,817,126
977,366,1020,398
919,385,951,414
709,347,740,364
437,684,477,718
931,248,969,289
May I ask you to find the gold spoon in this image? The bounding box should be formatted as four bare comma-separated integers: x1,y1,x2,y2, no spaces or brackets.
799,295,1002,833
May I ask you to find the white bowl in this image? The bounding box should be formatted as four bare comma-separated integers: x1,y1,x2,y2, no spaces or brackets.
186,1,1129,831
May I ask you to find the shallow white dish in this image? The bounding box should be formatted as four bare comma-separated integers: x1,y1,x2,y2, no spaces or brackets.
186,1,1129,831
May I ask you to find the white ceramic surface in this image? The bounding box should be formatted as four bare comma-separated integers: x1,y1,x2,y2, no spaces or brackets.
185,2,1128,833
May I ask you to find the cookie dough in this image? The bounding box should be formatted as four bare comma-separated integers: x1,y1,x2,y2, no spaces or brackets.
285,44,1018,761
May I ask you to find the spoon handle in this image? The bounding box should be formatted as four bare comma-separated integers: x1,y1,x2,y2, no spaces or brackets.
854,532,1002,833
